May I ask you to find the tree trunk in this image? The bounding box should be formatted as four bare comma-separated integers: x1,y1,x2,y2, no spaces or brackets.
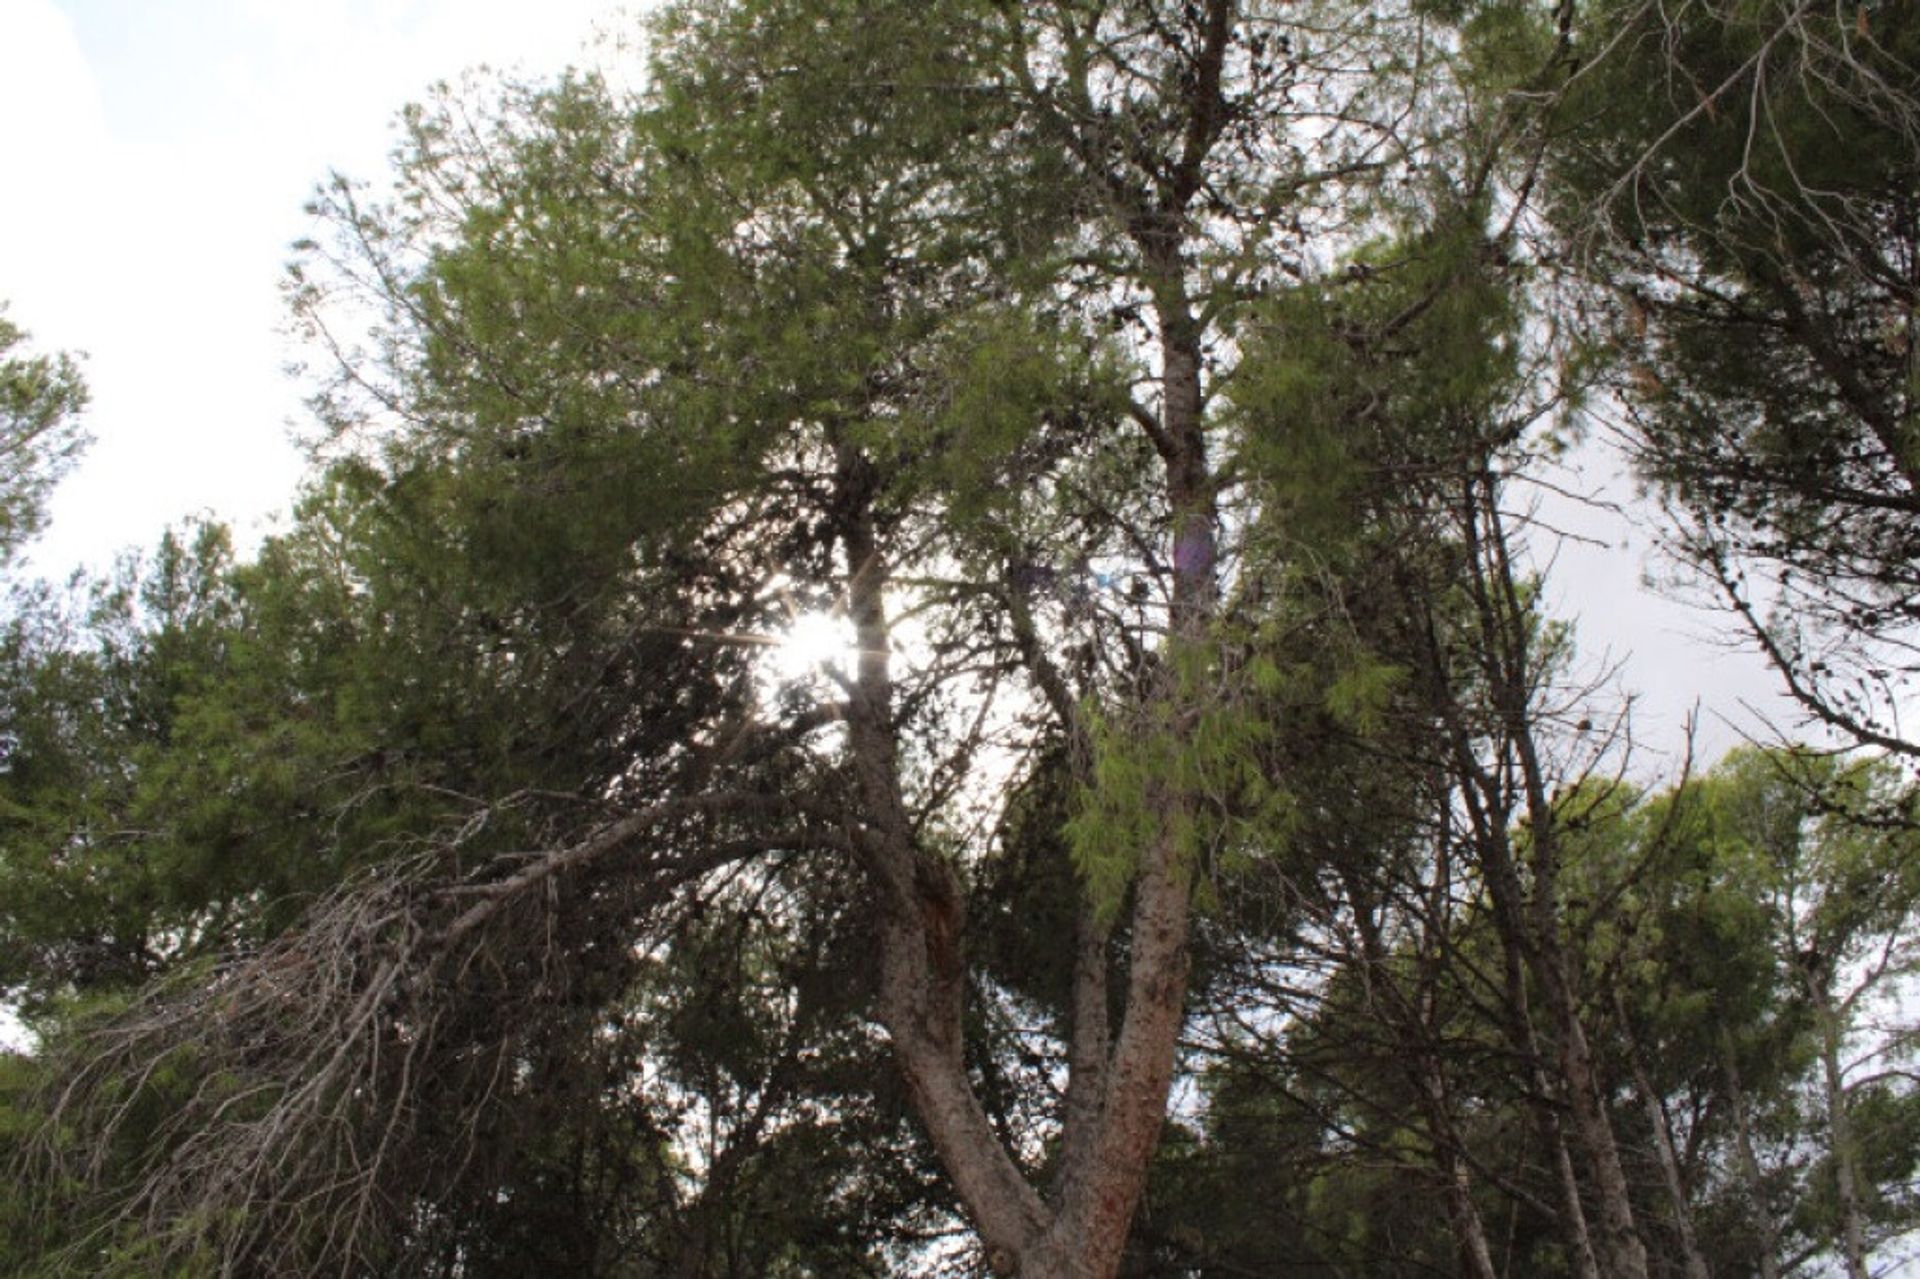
836,268,1218,1278
1533,953,1649,1279
1340,864,1501,1279
1549,1105,1606,1279
1025,836,1194,1278
1470,477,1651,1279
836,2,1238,1265
1470,809,1601,1279
1025,284,1216,1279
1423,1064,1500,1279
1613,988,1711,1279
1719,1026,1783,1279
1813,986,1870,1279
837,446,1050,1271
1435,658,1601,1279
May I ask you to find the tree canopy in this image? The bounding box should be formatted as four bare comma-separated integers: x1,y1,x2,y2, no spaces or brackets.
3,3,1919,1277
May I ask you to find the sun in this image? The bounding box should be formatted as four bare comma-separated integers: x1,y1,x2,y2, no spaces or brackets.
767,609,857,684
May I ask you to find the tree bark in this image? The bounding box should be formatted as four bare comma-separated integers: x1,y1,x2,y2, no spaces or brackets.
1026,274,1216,1279
837,446,1050,1271
1533,952,1649,1279
1414,1045,1500,1279
839,5,1235,1270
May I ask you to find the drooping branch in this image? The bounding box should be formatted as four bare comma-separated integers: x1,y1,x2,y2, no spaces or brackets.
21,789,837,1276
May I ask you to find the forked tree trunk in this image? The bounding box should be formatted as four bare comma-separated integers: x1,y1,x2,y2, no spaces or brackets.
837,294,1217,1278
837,448,1050,1269
1023,292,1219,1279
838,4,1240,1270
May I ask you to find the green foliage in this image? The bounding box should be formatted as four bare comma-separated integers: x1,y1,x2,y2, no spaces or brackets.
1321,655,1407,735
1550,0,1920,753
0,307,89,568
1230,211,1524,561
12,3,1920,1276
1591,749,1920,1270
1068,672,1306,923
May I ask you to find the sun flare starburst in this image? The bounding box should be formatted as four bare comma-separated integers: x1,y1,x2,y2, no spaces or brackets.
768,609,856,683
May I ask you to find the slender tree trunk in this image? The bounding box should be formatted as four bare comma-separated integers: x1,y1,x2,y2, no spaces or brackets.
1476,814,1601,1279
1549,1104,1606,1279
837,446,1049,1271
1424,1067,1501,1279
1053,897,1111,1203
1470,477,1650,1279
1437,673,1600,1279
1340,864,1500,1279
1532,951,1649,1279
1613,988,1711,1279
1719,1026,1783,1279
1512,938,1603,1279
1445,1159,1502,1279
1813,987,1870,1279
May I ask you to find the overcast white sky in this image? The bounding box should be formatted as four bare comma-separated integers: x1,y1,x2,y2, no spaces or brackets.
0,0,1797,768
0,0,634,565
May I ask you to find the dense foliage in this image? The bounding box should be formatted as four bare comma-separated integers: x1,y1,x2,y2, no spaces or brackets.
2,3,1917,1277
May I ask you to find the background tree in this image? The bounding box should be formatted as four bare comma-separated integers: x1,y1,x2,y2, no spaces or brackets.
1684,750,1920,1278
1550,0,1920,762
0,306,88,570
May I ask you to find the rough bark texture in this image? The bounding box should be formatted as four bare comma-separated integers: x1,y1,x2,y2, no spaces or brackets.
1023,281,1216,1279
1535,953,1649,1279
834,444,1047,1270
829,265,1220,1277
